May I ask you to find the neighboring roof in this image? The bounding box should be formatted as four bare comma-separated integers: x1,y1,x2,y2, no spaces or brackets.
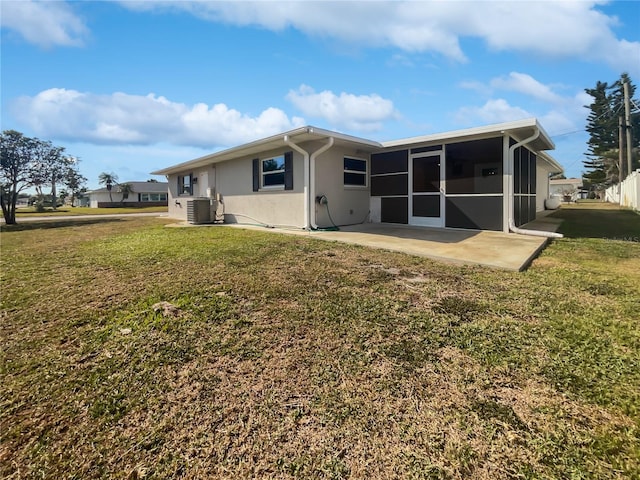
550,178,583,186
87,181,168,194
151,119,559,176
152,126,382,175
381,118,555,151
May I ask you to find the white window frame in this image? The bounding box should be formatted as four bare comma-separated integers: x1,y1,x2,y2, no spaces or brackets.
343,156,368,188
261,155,286,190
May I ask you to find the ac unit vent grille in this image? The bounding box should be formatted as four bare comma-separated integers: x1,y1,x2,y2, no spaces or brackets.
186,199,211,224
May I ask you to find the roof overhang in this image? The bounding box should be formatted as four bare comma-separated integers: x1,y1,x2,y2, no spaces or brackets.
151,126,381,176
381,118,555,152
538,151,563,174
151,119,560,177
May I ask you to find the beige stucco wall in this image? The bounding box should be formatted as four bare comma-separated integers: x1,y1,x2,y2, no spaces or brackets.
166,165,214,219
313,145,371,228
166,147,305,227
164,143,372,227
536,162,552,212
217,147,304,227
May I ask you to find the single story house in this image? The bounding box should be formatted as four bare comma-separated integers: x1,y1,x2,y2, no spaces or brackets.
549,178,584,202
87,181,169,208
151,118,563,234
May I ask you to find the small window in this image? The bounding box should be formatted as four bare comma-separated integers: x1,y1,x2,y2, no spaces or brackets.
262,155,285,188
344,157,367,187
178,174,192,195
141,193,167,202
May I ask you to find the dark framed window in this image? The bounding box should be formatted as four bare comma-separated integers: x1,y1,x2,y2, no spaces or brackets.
252,152,293,191
262,155,286,188
178,174,192,195
344,157,367,187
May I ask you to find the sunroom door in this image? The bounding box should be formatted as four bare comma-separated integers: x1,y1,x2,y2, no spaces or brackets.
410,152,444,227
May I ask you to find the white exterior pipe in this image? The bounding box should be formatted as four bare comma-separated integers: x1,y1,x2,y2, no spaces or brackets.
309,137,334,230
507,130,563,239
283,134,311,229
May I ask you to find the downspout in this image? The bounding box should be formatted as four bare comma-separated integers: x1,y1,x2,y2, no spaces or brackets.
507,129,563,238
284,134,310,230
309,136,334,230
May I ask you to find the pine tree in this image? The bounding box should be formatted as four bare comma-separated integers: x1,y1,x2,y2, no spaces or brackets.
583,73,639,191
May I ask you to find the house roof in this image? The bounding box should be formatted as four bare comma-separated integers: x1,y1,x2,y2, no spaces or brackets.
550,178,583,187
151,119,559,176
87,181,168,194
381,118,555,151
151,126,382,175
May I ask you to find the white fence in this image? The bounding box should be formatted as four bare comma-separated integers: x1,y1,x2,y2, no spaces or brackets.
605,170,640,210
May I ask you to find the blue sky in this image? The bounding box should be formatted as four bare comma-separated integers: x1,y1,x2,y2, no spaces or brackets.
2,1,639,190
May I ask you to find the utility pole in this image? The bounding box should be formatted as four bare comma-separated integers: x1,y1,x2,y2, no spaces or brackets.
619,116,625,180
623,79,633,179
619,116,624,205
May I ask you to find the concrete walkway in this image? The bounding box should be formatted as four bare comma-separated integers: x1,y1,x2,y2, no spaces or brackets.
221,217,564,271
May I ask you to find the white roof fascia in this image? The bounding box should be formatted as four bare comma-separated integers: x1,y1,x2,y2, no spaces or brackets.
303,126,381,148
381,118,554,151
151,126,380,175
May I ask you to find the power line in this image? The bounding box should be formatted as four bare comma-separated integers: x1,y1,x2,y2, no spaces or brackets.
551,129,585,138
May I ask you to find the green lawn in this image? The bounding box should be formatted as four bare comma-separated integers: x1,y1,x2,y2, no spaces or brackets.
15,206,168,217
1,204,638,479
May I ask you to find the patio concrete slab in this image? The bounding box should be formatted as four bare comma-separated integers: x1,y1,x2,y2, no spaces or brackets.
309,224,549,271
221,219,562,271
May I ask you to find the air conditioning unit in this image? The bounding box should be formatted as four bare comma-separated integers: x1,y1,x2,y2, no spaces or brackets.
186,199,212,224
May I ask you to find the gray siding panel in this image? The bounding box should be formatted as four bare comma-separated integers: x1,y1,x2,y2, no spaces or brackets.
412,195,440,217
445,196,503,231
381,197,408,224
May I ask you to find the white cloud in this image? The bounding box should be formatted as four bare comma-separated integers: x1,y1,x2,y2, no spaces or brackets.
539,110,578,136
454,98,586,137
13,88,306,147
458,81,492,97
119,1,639,73
286,85,397,131
490,73,564,104
454,99,532,126
457,72,591,135
0,0,88,48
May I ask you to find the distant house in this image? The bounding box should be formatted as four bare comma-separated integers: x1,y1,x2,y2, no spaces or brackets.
549,178,583,202
73,195,90,207
87,181,168,208
152,118,563,233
